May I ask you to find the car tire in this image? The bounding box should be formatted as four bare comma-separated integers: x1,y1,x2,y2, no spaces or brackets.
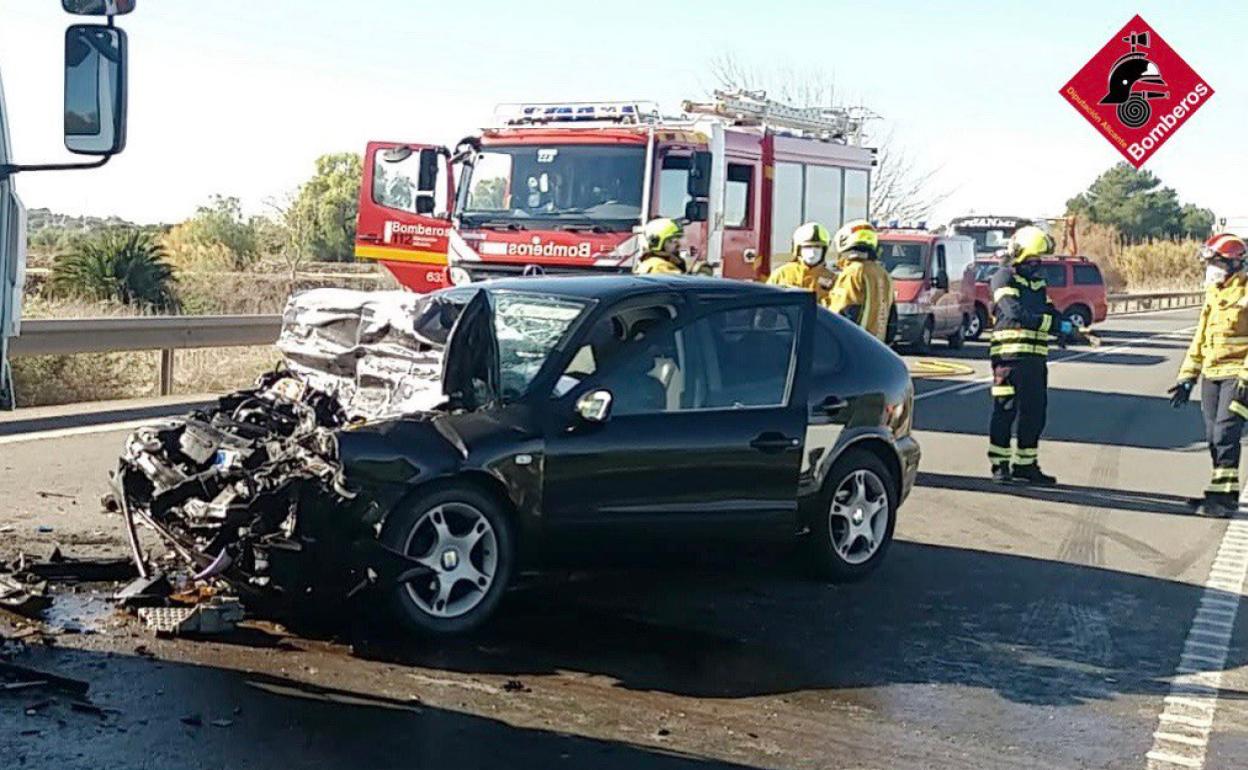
967,305,988,341
803,448,898,583
380,482,515,637
946,323,965,350
911,318,933,354
1065,304,1092,330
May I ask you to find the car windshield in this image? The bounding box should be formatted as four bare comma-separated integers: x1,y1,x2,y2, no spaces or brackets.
960,229,1011,255
974,261,1001,282
491,291,590,400
878,241,928,279
459,144,646,232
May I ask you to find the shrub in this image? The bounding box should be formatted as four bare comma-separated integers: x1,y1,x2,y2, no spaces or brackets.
49,229,180,311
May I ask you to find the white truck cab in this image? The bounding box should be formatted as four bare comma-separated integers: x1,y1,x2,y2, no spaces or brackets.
1,0,134,407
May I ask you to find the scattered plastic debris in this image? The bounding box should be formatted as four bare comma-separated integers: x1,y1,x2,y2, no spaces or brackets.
137,597,244,637
114,573,172,608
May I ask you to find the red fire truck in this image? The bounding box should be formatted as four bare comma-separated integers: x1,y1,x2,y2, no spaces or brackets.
354,91,876,292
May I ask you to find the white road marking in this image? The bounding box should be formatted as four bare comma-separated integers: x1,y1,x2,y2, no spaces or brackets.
913,323,1197,402
0,417,162,446
1145,492,1248,770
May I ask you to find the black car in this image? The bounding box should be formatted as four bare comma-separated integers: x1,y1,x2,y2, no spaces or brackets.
114,276,920,635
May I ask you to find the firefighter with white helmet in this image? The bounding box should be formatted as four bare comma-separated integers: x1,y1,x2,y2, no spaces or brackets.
767,222,837,305
987,225,1075,486
1169,233,1248,517
633,218,686,275
827,220,893,341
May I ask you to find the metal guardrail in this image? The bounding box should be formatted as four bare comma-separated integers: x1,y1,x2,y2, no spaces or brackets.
9,315,282,395
2,290,1209,399
1106,291,1203,315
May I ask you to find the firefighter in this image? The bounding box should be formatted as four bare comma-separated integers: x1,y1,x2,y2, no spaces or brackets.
828,220,893,341
766,222,837,306
633,218,687,275
1168,233,1248,518
987,225,1075,485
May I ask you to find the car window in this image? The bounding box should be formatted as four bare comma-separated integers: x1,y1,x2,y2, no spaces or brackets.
591,302,800,415
1073,264,1103,286
699,304,801,409
813,309,845,374
554,304,674,398
1041,263,1068,287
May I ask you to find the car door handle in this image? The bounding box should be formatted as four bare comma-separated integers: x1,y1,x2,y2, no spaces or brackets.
750,432,800,453
817,396,848,416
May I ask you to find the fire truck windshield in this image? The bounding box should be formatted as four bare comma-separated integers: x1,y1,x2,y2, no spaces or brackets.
458,144,645,232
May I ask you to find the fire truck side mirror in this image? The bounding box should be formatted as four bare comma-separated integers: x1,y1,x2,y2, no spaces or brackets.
687,151,712,199
684,200,709,223
63,0,136,14
64,25,127,156
417,149,440,192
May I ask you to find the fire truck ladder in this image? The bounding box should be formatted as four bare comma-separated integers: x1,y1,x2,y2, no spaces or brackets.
681,90,875,144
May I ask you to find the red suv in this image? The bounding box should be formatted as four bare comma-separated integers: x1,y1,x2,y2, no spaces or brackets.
970,256,1108,339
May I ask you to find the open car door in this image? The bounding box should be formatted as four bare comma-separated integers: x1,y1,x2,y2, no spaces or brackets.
356,141,455,293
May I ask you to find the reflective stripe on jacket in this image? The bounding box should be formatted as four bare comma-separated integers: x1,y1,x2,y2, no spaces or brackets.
1179,274,1248,381
766,261,837,306
828,259,893,341
989,265,1059,360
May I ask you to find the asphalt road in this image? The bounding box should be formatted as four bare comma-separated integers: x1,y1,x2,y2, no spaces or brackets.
3,306,1247,770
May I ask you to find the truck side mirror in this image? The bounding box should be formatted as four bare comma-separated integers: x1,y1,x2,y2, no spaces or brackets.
63,0,136,14
413,148,440,215
687,151,712,199
934,271,950,290
64,25,127,156
684,199,708,223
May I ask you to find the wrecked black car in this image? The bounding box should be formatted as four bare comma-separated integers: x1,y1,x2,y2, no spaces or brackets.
114,275,919,635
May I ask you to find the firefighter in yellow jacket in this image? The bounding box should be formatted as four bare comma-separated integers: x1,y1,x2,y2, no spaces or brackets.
1169,233,1248,518
828,220,893,341
633,218,687,276
766,222,837,306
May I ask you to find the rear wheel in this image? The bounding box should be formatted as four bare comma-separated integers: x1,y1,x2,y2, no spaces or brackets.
911,318,933,354
803,449,898,582
381,483,514,636
966,305,988,341
1064,304,1092,330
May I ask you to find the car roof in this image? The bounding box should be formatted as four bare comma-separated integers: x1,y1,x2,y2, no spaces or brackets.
478,274,788,301
879,231,937,243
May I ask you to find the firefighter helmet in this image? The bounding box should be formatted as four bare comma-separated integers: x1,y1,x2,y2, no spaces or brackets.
1200,233,1248,264
642,218,683,255
833,220,878,259
1006,226,1054,264
792,222,831,266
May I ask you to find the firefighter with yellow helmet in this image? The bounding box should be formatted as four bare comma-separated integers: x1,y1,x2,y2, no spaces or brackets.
1168,233,1248,518
633,218,687,275
767,222,837,305
827,220,893,341
987,225,1076,485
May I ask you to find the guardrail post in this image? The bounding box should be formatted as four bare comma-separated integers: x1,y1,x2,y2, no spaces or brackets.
159,348,174,396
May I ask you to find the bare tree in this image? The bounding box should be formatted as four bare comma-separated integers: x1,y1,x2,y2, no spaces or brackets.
263,191,317,285
705,54,949,223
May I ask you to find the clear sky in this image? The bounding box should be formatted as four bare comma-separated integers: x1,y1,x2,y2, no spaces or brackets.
1,0,1244,227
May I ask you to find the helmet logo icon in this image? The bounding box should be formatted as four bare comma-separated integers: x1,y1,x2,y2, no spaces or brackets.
1098,31,1169,129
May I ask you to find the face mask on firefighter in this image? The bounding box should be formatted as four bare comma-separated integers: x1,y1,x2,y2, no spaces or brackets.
1206,264,1231,286
799,246,826,267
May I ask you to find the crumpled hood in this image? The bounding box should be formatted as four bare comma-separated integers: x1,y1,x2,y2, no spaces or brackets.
277,288,470,422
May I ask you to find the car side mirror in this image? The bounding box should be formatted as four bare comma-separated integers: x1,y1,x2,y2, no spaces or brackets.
575,389,613,424
934,271,949,290
684,199,708,223
64,24,127,156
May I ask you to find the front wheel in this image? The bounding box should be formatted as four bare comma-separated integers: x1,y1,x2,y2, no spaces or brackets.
803,449,898,582
380,483,515,636
911,318,933,355
1064,305,1092,330
966,305,988,341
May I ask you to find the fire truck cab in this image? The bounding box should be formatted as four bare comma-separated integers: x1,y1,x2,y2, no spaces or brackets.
355,92,875,292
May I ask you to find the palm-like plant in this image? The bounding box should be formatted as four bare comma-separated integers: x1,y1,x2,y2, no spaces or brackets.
50,229,179,312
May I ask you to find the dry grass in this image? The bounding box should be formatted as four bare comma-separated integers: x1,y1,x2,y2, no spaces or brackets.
171,346,282,396
1070,220,1201,292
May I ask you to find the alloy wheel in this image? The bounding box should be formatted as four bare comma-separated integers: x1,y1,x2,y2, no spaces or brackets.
402,502,499,618
828,469,890,565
